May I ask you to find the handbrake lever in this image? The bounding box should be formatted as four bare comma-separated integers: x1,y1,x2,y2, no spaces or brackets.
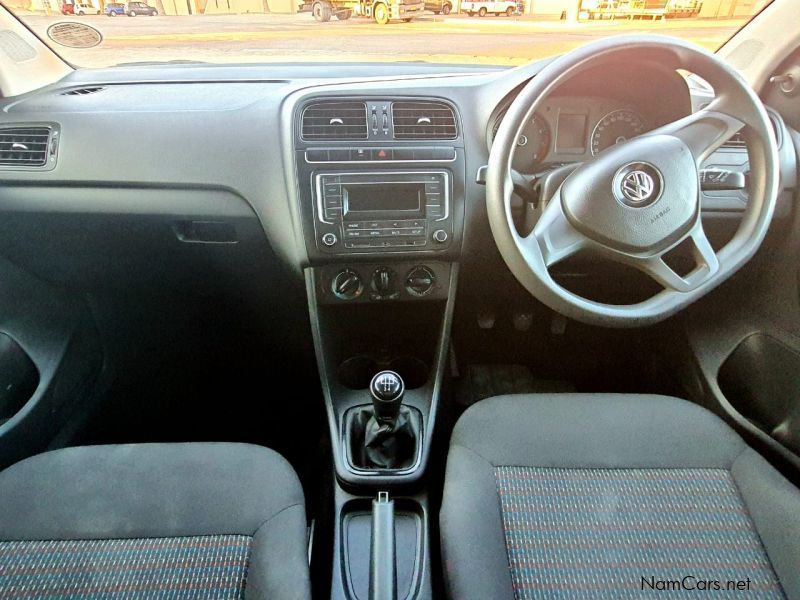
369,491,397,600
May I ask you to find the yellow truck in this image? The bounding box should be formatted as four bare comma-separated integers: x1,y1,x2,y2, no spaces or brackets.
310,0,424,24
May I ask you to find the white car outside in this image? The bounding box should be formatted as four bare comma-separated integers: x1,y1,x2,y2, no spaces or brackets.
461,0,516,16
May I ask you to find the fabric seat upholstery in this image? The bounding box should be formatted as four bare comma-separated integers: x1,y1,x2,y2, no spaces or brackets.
0,442,311,599
440,394,800,600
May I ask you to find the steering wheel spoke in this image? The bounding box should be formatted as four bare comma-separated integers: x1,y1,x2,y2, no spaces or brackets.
638,221,720,292
529,192,588,267
649,104,745,167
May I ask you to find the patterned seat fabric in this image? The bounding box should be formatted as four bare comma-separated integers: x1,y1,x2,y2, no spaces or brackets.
495,467,785,600
0,535,251,599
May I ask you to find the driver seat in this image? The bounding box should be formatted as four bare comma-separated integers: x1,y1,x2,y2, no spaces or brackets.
440,394,800,599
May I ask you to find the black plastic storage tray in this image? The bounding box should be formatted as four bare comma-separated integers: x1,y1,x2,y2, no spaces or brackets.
718,333,800,455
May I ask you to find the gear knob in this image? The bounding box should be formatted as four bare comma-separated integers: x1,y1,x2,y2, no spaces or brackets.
370,370,405,424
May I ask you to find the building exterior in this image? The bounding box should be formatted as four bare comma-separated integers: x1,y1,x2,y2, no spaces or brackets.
518,0,768,18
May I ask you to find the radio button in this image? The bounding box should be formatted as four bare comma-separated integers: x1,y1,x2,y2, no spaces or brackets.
433,229,448,243
321,232,338,247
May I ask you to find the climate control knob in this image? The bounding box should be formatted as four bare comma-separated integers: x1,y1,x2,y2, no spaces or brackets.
332,269,363,300
405,266,436,297
371,266,397,296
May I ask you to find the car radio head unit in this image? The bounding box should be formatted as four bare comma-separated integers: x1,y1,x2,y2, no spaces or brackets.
313,171,451,253
344,182,425,219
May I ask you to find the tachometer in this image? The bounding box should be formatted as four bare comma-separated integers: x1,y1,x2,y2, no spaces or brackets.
492,111,550,170
590,109,646,155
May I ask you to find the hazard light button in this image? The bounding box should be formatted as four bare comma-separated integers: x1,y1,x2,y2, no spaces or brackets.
371,148,393,160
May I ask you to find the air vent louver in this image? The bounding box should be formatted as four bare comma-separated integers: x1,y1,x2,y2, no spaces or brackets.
721,117,779,150
392,101,457,140
61,86,105,96
722,132,747,149
0,127,51,168
301,101,368,140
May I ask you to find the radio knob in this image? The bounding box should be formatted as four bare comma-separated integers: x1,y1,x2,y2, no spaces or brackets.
405,266,436,297
432,229,448,243
332,269,363,300
321,232,338,247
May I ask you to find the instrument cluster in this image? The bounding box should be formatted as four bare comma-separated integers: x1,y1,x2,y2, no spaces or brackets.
489,95,651,172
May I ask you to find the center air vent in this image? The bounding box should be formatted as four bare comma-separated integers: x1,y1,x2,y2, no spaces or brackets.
301,101,368,141
0,126,52,168
392,101,457,140
61,86,105,96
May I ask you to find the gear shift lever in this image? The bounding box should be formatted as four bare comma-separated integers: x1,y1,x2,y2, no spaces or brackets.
370,371,404,425
355,370,415,470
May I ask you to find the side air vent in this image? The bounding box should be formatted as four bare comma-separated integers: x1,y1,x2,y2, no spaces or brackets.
722,131,747,149
61,86,105,96
301,101,368,141
722,116,780,150
0,126,52,168
392,101,457,140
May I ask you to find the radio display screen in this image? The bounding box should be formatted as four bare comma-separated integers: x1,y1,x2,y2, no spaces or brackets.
344,183,425,218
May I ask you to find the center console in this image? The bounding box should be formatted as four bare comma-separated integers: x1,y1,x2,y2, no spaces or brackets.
294,95,465,599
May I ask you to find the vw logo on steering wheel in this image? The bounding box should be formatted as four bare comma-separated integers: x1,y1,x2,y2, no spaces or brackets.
613,162,663,208
621,170,655,203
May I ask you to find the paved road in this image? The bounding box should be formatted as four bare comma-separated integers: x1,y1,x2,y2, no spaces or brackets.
22,13,746,68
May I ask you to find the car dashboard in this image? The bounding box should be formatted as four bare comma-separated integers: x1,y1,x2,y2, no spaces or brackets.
1,53,799,600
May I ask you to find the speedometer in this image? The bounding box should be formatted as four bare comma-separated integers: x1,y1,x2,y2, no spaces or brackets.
590,109,646,156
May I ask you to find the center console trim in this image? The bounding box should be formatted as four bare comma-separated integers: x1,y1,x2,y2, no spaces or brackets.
305,262,458,489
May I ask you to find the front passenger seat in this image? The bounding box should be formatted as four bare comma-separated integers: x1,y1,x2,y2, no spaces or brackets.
0,442,311,599
441,394,800,599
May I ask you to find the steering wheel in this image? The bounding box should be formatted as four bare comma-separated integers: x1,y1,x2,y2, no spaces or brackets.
486,36,779,328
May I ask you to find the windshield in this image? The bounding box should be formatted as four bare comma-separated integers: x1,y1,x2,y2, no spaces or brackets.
6,0,770,68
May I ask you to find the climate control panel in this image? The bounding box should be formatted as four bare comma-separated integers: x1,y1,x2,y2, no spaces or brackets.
316,262,450,304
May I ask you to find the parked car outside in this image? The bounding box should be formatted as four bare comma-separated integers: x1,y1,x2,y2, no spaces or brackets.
125,1,158,16
461,0,516,16
105,3,126,15
425,0,453,14
71,2,101,14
